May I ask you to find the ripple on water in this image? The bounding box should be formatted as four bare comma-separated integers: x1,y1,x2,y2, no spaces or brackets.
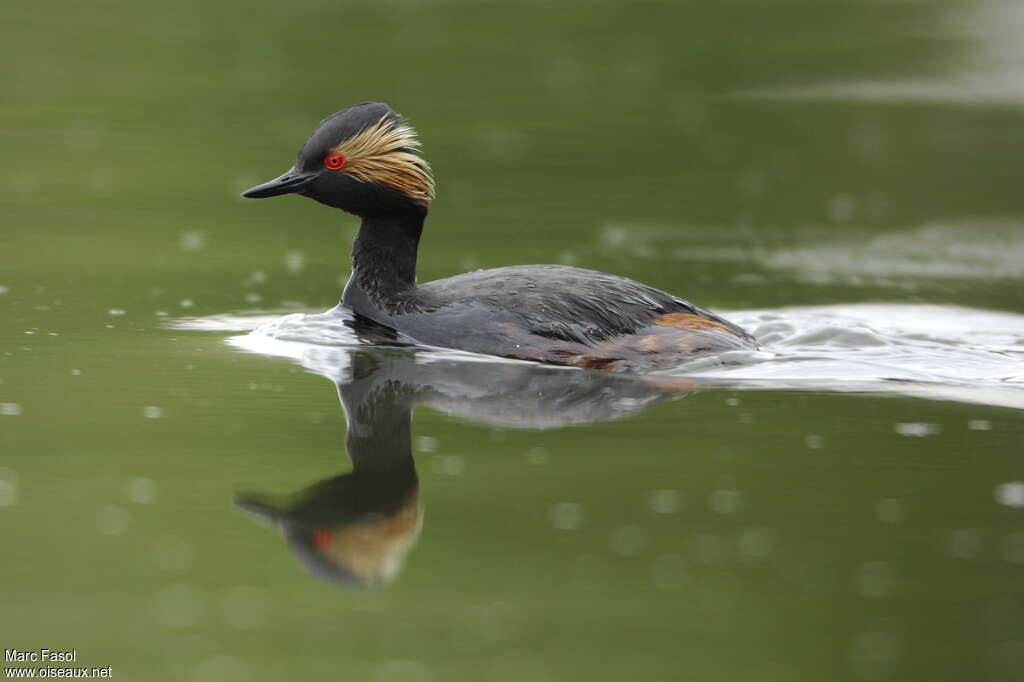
762,222,1024,285
730,2,1024,108
675,303,1024,409
600,220,1024,288
174,303,1024,409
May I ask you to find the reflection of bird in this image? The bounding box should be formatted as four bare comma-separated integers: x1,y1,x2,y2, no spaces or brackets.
237,373,421,588
236,348,693,589
237,480,420,588
243,102,756,372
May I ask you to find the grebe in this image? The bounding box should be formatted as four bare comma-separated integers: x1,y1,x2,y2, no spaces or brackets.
236,347,693,588
243,102,756,371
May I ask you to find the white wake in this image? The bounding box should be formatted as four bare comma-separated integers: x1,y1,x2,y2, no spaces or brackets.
174,303,1024,409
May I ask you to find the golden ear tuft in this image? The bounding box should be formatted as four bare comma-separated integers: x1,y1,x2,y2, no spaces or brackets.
329,117,435,206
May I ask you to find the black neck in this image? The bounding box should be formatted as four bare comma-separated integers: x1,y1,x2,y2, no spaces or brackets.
340,377,417,482
345,211,425,312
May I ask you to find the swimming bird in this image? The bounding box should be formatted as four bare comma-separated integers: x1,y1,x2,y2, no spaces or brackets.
243,102,756,371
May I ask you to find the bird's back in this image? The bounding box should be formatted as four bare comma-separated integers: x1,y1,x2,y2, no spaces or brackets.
397,265,757,371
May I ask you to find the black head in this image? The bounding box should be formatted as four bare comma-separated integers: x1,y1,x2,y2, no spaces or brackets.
236,478,422,589
242,102,434,216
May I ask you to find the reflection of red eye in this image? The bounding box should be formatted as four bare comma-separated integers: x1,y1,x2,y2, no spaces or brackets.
324,154,345,169
313,528,333,549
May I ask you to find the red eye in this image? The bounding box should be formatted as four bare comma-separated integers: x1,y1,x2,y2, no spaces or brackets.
313,528,333,550
324,154,345,169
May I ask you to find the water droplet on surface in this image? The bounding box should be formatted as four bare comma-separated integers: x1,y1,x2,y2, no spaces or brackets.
284,250,305,274
108,308,126,316
179,299,194,309
856,561,896,598
710,489,744,515
244,270,267,286
0,403,22,416
995,482,1024,508
125,477,159,504
95,504,130,536
609,525,648,556
737,527,773,561
549,502,585,531
875,498,905,524
893,422,940,437
435,455,464,476
829,193,857,223
648,489,682,515
143,406,163,419
602,225,628,247
0,468,18,508
804,434,825,449
946,528,982,559
968,419,993,431
373,660,434,682
178,231,207,251
525,447,547,465
414,435,439,453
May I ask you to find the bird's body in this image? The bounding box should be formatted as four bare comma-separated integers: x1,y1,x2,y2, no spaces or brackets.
342,263,754,371
244,102,757,371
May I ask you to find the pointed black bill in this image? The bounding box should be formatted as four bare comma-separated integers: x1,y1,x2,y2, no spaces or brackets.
235,495,287,524
241,168,317,198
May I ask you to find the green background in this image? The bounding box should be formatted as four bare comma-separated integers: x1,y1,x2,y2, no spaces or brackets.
2,0,1023,680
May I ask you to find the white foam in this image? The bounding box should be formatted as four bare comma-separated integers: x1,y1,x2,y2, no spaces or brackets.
178,309,532,384
672,304,1024,409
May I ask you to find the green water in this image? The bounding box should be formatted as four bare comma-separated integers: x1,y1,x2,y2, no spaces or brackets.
3,0,1024,680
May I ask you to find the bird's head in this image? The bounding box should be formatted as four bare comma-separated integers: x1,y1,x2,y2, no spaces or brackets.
242,102,434,217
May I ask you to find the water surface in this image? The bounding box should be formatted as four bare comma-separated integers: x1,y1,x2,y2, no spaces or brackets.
2,0,1024,680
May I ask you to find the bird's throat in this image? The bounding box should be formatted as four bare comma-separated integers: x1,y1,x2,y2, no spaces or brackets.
343,212,424,315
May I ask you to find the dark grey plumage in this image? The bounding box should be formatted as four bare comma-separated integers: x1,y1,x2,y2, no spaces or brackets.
416,265,749,344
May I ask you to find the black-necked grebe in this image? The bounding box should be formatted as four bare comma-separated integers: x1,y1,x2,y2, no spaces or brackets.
236,347,693,588
243,102,757,371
